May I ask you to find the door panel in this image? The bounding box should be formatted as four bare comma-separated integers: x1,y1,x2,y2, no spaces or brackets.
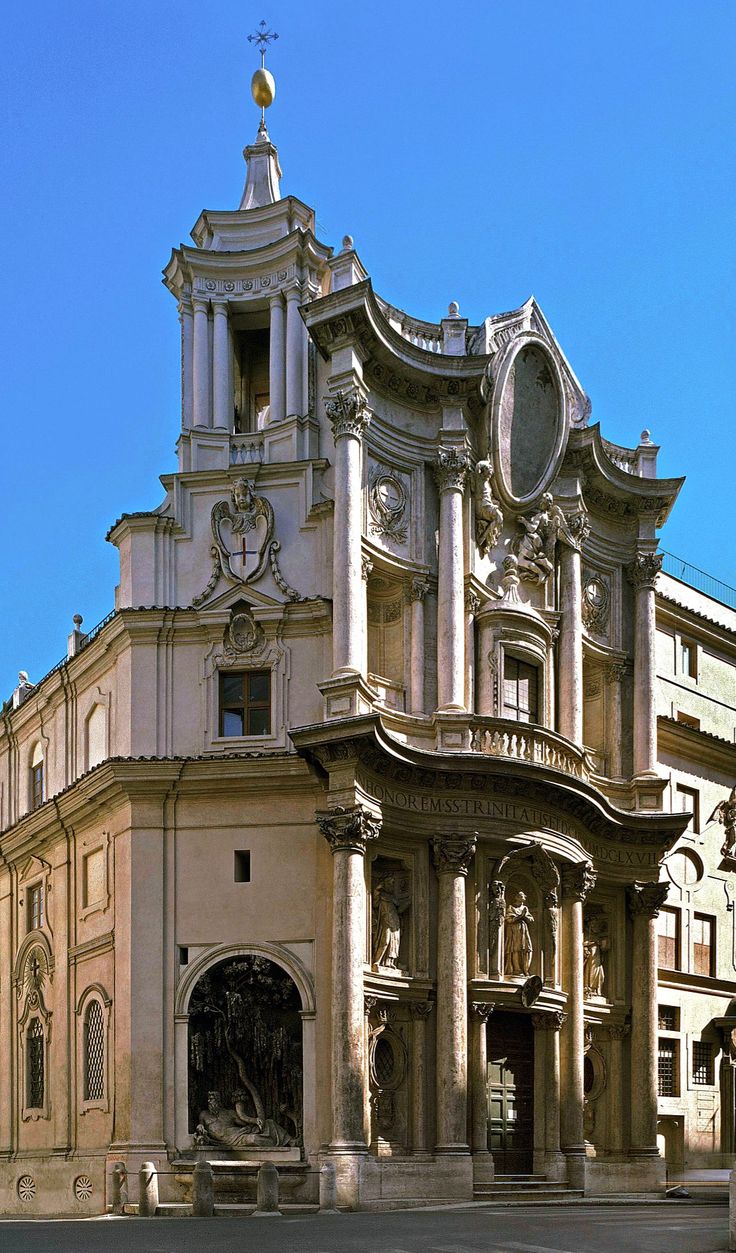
487,1012,534,1173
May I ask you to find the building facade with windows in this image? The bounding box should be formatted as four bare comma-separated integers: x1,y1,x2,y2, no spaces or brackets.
0,82,733,1215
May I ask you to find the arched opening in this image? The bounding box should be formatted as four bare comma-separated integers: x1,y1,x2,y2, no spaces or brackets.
187,954,303,1150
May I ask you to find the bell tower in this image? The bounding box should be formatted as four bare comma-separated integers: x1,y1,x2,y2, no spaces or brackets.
163,23,331,471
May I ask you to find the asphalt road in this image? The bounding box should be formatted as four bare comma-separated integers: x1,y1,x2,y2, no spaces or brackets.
0,1204,729,1253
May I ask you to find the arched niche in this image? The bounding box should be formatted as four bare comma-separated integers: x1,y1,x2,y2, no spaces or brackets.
180,951,306,1153
491,842,560,985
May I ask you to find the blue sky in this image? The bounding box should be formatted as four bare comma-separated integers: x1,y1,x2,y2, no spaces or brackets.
1,1,734,697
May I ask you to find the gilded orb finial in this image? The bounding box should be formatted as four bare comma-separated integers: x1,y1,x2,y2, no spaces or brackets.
248,19,278,121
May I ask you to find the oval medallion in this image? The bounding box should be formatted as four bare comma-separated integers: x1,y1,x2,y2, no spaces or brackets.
491,336,567,509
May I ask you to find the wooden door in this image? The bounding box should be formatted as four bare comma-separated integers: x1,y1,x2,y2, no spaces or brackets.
487,1012,534,1173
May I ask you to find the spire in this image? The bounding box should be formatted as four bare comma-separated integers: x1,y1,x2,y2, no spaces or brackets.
240,19,281,210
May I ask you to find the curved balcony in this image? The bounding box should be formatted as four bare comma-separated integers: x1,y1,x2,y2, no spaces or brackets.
467,717,591,780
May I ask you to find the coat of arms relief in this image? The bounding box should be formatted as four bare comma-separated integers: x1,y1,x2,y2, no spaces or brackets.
193,477,303,607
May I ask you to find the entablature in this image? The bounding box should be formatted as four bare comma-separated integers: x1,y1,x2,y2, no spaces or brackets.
564,425,684,529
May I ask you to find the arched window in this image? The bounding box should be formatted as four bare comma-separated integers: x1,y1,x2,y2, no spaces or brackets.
29,743,44,811
26,1019,44,1109
83,1000,105,1101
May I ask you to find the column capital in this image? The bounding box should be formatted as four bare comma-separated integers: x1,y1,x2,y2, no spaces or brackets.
627,880,669,918
324,390,371,440
607,1022,631,1040
269,289,285,307
410,1000,434,1021
211,298,229,314
531,1010,567,1032
605,660,627,685
470,1001,494,1022
408,576,430,603
626,551,663,590
364,994,379,1017
316,804,381,854
561,508,590,552
431,834,477,877
465,587,481,615
561,860,597,902
433,447,471,493
361,555,373,581
284,283,303,302
192,295,209,313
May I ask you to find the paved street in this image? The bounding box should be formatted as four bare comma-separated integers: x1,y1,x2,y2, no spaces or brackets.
0,1204,728,1253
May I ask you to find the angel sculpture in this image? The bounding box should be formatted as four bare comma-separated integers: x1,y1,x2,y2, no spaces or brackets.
709,786,736,859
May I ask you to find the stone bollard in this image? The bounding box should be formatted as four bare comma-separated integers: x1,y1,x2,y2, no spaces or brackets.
138,1162,159,1217
253,1161,281,1216
730,1167,736,1250
192,1160,214,1218
319,1161,339,1213
111,1162,128,1215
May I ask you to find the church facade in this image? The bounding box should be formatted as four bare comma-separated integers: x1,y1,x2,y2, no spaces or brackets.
1,79,734,1216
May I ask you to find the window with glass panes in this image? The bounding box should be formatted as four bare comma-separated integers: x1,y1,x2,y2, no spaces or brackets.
27,883,44,932
658,1005,679,1031
27,1019,44,1108
658,1039,678,1096
692,1041,714,1085
657,906,680,970
680,639,697,679
693,913,715,977
502,655,539,723
219,670,271,736
30,761,44,810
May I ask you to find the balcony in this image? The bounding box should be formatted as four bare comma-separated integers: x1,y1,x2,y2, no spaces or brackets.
426,713,591,781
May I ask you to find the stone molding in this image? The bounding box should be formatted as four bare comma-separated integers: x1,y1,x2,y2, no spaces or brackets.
627,881,669,918
561,860,597,903
324,391,371,440
431,834,477,876
531,1010,567,1031
470,1001,494,1022
433,448,471,494
626,551,663,591
316,804,381,854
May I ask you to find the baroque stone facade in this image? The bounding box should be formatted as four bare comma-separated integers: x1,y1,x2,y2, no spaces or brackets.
0,80,733,1218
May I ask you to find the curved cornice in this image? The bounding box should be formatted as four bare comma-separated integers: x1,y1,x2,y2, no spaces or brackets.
291,713,688,853
564,424,684,526
302,280,489,413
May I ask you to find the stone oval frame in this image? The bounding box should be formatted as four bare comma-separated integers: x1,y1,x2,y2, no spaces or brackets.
490,333,568,511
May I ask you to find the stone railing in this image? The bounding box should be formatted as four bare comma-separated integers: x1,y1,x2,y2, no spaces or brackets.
468,718,591,780
601,437,638,475
230,434,265,466
377,297,444,354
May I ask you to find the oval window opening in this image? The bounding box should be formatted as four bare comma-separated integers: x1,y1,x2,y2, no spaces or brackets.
494,340,565,507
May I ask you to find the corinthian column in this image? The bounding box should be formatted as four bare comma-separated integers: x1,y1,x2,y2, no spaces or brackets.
325,393,371,677
560,861,596,1188
408,578,429,715
432,834,476,1153
627,881,669,1155
316,805,381,1151
626,552,663,777
433,450,471,711
470,1002,494,1159
558,512,589,745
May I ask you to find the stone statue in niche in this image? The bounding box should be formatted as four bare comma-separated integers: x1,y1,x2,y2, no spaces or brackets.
583,913,609,1000
504,890,534,977
513,493,576,585
709,786,736,860
372,868,411,971
194,1028,297,1148
473,460,504,555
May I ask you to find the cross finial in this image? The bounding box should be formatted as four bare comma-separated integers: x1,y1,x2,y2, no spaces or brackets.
248,19,279,66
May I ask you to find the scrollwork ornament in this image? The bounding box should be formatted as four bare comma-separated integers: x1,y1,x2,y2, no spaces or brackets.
626,551,663,591
433,448,471,494
431,835,477,876
317,804,382,854
582,573,610,632
225,610,265,657
561,861,597,903
627,881,669,918
324,391,371,440
368,468,408,542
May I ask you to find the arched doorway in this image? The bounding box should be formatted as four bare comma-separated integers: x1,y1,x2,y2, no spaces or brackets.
187,955,303,1150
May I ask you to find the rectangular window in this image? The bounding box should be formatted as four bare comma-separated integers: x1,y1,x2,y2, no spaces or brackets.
234,850,251,883
693,913,715,977
219,670,271,737
680,639,697,679
30,762,44,811
692,1041,714,1086
502,655,539,724
676,710,700,731
27,883,44,932
658,1005,679,1031
657,906,680,970
658,1038,679,1097
676,784,700,834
